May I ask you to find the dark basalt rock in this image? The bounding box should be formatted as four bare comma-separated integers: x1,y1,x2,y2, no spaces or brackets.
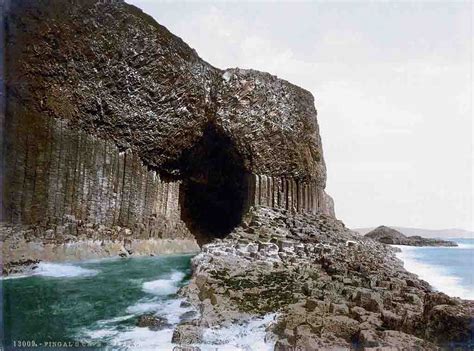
3,2,471,350
4,0,326,193
179,207,473,350
2,259,40,275
136,314,171,331
365,226,458,247
2,0,333,255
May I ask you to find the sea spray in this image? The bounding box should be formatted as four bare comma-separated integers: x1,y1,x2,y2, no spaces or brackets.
142,271,186,296
33,262,99,278
395,241,474,300
3,254,195,348
199,313,278,351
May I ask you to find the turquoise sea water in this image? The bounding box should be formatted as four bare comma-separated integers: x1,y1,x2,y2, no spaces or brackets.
1,255,194,349
1,254,275,350
2,240,471,350
395,238,474,300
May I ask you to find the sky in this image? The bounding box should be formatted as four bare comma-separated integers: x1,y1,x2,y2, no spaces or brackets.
127,0,473,231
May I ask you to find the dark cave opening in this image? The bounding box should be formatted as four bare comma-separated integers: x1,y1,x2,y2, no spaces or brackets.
179,124,248,245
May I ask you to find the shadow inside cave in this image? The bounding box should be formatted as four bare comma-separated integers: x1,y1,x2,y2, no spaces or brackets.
178,124,248,246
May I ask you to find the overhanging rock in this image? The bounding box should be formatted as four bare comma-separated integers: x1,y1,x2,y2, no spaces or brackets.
3,0,335,244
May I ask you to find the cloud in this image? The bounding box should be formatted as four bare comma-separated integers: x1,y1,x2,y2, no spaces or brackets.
128,0,473,230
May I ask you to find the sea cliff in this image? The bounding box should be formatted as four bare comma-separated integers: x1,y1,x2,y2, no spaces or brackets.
3,0,333,269
1,1,472,349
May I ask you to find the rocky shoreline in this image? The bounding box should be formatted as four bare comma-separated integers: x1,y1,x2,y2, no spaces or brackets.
2,207,473,349
172,207,473,350
3,1,473,349
0,223,199,276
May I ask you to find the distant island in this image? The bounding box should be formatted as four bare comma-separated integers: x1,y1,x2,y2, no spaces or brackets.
354,226,473,239
364,226,458,247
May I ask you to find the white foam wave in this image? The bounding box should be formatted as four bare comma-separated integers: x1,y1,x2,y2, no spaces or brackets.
395,247,474,300
128,297,193,323
97,314,135,326
82,327,117,340
126,301,163,315
142,271,185,296
33,262,98,278
82,313,277,351
200,313,277,351
456,243,474,249
158,298,193,325
80,292,276,351
107,325,175,350
78,296,194,350
1,273,30,280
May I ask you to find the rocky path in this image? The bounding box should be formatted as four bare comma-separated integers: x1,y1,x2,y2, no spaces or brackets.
174,207,473,350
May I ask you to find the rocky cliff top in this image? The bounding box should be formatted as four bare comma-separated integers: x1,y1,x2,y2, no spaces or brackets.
365,226,457,247
5,0,326,183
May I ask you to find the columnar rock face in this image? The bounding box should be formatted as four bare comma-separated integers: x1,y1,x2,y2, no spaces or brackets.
2,0,334,251
246,174,335,217
4,116,189,239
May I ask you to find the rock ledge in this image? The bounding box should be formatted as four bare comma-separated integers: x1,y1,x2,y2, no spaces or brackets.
176,208,473,350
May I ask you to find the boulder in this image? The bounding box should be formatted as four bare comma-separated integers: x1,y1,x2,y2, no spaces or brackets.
323,316,360,341
358,330,438,350
172,323,203,344
136,314,171,331
353,288,383,313
423,303,474,346
329,303,349,315
381,309,402,329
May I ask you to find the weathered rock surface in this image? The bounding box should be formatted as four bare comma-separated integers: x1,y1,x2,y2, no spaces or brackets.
365,226,458,247
2,0,334,270
3,2,473,350
136,314,171,331
0,222,199,275
176,207,473,350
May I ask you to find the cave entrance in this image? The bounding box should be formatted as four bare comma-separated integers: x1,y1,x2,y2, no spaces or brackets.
179,124,247,245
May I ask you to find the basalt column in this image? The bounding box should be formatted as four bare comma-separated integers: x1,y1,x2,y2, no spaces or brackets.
3,0,335,251
245,175,335,217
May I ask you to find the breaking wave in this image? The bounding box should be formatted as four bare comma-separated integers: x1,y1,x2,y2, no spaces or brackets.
79,268,277,350
395,245,474,300
456,242,474,249
33,262,99,278
142,271,186,296
200,313,277,351
80,305,277,351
